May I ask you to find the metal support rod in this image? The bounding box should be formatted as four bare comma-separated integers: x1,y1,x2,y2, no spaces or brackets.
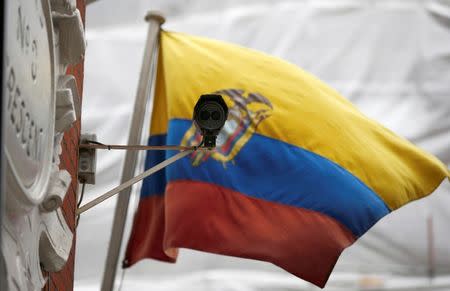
79,143,200,151
77,150,193,215
100,11,165,291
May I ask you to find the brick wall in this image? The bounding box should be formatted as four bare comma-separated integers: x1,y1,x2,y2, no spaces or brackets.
42,0,85,290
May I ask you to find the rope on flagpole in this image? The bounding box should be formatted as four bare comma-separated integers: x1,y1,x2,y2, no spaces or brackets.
117,268,126,291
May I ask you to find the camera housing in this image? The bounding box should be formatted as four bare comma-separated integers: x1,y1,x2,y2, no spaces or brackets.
193,94,229,148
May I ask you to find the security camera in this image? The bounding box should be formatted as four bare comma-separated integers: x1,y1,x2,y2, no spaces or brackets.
193,94,229,148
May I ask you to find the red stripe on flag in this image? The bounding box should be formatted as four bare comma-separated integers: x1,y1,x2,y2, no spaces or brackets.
125,181,355,287
164,181,355,288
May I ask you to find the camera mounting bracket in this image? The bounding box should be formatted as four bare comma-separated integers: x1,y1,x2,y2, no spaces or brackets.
76,141,209,215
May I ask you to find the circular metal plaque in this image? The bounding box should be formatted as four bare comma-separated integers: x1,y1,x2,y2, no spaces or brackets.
4,0,55,204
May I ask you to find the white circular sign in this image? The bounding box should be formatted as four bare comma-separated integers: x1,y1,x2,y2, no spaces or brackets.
4,0,55,204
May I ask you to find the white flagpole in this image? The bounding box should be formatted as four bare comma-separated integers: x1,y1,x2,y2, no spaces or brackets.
100,11,165,291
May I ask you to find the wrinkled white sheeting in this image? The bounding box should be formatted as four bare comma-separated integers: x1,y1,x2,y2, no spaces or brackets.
77,271,450,291
76,0,450,290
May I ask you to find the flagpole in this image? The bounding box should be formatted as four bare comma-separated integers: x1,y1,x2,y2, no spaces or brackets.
100,11,165,291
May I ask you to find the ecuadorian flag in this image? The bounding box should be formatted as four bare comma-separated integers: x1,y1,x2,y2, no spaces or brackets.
125,31,449,287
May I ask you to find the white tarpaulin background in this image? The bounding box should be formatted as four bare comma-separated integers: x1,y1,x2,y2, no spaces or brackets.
75,1,450,290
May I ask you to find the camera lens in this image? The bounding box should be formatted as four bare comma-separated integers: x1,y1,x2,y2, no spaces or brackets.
211,111,220,120
197,103,225,129
200,110,210,120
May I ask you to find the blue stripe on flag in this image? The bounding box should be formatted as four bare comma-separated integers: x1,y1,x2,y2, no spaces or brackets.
140,119,390,237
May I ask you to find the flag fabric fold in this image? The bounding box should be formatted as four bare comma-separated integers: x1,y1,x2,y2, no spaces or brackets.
124,31,449,288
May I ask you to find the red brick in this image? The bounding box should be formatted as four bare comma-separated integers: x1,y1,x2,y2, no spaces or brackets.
43,0,85,290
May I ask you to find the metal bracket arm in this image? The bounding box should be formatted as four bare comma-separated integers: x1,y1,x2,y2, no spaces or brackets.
76,149,196,215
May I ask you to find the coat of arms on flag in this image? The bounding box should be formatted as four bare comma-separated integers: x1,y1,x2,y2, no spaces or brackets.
181,89,273,166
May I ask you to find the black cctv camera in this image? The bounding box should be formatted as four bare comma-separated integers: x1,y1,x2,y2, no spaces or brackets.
193,94,229,148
